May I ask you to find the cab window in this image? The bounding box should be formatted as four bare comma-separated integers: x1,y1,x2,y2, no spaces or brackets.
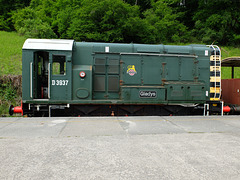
52,55,66,75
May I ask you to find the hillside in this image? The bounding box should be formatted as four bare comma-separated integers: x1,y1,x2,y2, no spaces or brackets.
0,31,25,116
0,31,26,76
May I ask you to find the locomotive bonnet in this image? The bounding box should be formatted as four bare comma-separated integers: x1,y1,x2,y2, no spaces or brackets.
10,39,223,116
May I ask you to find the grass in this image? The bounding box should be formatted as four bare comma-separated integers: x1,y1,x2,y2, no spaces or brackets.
221,46,240,59
0,31,26,76
0,31,25,116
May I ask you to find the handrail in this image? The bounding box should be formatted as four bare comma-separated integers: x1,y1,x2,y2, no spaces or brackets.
48,63,51,99
207,45,221,100
120,52,198,58
30,62,33,98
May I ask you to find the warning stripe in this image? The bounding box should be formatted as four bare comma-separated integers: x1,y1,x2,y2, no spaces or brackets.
210,66,220,71
210,98,220,101
210,55,220,61
210,77,221,82
210,87,221,93
209,54,221,101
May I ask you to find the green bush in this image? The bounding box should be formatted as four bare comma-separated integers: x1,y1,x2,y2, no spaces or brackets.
12,7,57,38
0,83,21,116
0,75,22,116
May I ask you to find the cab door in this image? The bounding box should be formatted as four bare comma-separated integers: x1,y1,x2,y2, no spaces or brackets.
33,51,49,99
49,53,72,100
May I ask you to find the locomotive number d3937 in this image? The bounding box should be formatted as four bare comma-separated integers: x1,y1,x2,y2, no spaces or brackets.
52,80,69,86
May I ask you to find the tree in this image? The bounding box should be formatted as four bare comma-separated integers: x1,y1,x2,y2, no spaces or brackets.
124,0,152,12
143,0,188,43
10,0,240,45
0,0,31,30
66,0,150,43
192,0,240,45
12,6,57,38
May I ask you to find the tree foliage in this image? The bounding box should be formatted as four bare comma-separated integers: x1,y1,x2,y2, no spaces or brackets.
143,0,188,43
0,0,31,31
192,0,240,45
2,0,240,45
65,0,150,43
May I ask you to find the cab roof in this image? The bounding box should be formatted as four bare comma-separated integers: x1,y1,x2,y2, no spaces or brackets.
22,39,74,51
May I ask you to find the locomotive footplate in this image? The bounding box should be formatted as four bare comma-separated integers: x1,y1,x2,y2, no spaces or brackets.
36,104,205,117
22,103,70,117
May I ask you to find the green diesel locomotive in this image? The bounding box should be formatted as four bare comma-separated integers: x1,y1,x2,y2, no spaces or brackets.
10,39,222,116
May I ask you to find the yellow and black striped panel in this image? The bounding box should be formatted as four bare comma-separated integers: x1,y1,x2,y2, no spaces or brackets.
210,66,220,71
210,93,221,101
210,87,221,93
210,76,221,82
210,55,221,101
210,55,220,61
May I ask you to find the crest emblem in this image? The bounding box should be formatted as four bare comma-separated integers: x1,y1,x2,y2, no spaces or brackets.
127,65,137,76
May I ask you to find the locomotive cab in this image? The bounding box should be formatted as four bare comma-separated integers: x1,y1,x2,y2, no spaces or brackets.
14,39,73,116
22,39,73,101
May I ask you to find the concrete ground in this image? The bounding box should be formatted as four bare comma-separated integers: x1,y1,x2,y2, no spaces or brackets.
0,116,240,180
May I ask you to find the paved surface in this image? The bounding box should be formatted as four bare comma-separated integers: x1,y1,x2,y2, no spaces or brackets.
0,116,240,180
